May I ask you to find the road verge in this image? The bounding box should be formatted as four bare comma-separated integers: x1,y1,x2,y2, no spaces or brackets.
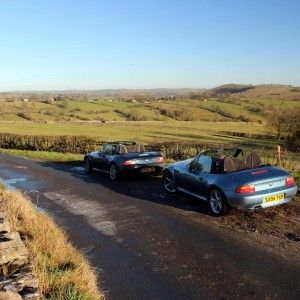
0,185,104,300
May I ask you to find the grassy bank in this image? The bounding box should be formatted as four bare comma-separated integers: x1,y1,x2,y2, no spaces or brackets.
0,186,104,300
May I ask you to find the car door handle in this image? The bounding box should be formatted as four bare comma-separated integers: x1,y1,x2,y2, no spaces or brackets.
199,177,205,181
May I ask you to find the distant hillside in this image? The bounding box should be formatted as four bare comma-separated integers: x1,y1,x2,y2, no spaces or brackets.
210,84,300,100
2,88,206,97
0,84,299,123
210,84,255,94
2,84,300,100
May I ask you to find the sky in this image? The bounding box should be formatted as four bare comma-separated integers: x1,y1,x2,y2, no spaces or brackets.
0,0,299,91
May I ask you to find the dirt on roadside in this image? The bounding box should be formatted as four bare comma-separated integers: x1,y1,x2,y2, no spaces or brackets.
127,177,300,266
215,194,300,261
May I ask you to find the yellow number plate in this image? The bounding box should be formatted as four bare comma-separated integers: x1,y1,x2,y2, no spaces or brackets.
264,194,284,203
141,167,155,172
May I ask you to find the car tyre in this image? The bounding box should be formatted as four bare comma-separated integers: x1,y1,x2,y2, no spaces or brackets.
208,188,228,216
84,158,92,173
109,163,119,181
162,171,176,193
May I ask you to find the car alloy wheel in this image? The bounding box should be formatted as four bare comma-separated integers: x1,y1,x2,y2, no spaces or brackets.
109,163,118,181
84,159,91,173
208,188,228,216
162,171,176,193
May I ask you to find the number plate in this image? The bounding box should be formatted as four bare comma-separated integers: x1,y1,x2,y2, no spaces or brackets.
141,167,155,173
264,193,284,204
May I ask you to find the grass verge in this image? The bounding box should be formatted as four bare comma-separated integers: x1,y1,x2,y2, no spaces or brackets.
0,149,83,167
0,186,104,300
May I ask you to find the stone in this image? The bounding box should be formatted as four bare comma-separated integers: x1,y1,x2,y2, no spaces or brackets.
0,212,10,234
0,213,40,299
0,291,23,300
0,232,28,265
20,289,40,299
8,257,29,275
1,273,39,292
0,264,9,278
17,273,39,289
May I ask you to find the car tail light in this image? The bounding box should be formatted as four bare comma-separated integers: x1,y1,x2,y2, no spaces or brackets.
155,157,165,163
285,177,295,186
235,185,255,193
123,159,138,166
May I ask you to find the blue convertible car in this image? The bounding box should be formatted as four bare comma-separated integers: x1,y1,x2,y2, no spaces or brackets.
162,148,297,216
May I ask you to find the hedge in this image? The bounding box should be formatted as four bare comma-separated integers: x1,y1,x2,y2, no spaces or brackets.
0,133,101,154
0,133,298,163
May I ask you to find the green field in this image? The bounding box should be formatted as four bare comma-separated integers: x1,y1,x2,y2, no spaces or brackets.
1,96,298,124
0,84,299,148
0,120,274,145
1,86,299,178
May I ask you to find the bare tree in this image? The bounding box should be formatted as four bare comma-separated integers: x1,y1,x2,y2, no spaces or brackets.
266,106,300,139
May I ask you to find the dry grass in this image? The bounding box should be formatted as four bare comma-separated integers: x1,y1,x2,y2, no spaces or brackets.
0,186,104,300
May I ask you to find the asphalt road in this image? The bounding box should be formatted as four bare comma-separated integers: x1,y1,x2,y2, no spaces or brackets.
0,153,299,300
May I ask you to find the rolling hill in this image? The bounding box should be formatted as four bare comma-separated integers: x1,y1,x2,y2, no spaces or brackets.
210,84,300,100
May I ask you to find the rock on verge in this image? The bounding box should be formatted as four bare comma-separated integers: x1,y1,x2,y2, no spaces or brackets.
0,212,40,299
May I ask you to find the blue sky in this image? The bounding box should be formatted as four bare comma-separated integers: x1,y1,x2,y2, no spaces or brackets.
0,0,299,91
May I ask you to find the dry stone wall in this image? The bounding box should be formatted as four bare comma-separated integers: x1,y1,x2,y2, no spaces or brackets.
0,212,39,299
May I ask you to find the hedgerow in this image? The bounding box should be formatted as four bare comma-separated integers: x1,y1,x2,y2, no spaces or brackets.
0,133,298,167
0,133,100,154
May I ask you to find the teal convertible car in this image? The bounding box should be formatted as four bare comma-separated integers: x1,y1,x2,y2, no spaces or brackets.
162,148,297,216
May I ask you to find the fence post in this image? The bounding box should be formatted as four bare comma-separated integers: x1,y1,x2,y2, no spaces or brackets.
276,145,281,167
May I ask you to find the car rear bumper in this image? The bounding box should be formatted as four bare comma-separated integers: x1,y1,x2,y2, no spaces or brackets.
120,164,164,177
225,185,298,210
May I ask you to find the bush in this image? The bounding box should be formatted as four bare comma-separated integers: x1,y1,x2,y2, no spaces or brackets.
17,112,32,120
0,133,101,154
287,131,300,150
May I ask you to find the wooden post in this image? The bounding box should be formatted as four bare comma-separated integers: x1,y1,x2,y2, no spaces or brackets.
277,145,281,167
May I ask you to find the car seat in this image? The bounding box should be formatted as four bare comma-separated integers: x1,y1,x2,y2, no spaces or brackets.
117,144,128,154
245,152,261,168
223,156,236,172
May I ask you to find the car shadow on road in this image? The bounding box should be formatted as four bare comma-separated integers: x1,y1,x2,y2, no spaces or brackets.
38,161,212,216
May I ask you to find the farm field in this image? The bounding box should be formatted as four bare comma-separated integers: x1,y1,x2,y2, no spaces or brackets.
0,120,273,145
1,84,299,125
1,93,299,124
0,83,299,152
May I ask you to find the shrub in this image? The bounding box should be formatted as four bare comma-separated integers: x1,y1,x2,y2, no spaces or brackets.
0,133,101,154
17,112,32,120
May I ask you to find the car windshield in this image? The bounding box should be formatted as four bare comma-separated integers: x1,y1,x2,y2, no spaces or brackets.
204,148,243,159
102,144,114,155
190,155,212,173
